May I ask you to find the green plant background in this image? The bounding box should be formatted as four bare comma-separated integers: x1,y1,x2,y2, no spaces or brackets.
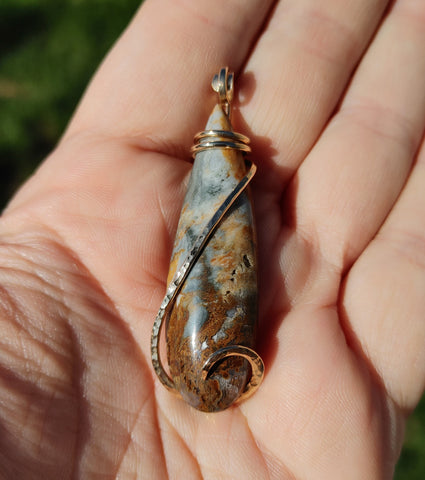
0,1,424,477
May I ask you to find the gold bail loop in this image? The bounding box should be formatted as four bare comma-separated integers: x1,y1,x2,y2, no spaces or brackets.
190,67,251,158
212,67,234,118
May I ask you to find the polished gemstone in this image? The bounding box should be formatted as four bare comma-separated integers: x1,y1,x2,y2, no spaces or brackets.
166,105,258,412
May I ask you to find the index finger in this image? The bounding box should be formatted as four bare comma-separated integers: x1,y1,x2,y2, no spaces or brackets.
65,0,276,155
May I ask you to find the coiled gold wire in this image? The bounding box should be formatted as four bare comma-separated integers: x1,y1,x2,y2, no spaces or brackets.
191,129,251,158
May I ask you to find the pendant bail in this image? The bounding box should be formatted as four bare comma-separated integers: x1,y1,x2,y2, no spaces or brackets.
191,67,250,158
211,67,234,118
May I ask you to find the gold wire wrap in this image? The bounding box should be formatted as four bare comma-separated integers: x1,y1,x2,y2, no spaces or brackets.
202,345,264,402
191,67,251,158
191,129,251,158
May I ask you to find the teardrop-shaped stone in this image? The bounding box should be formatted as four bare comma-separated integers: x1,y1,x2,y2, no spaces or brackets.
166,105,257,412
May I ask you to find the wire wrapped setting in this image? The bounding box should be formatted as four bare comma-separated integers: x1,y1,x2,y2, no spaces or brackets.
151,67,264,408
150,159,261,394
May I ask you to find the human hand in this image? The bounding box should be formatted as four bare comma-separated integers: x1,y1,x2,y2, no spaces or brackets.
1,0,425,478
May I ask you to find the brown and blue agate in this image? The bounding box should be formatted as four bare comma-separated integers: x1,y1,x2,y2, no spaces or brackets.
165,105,257,412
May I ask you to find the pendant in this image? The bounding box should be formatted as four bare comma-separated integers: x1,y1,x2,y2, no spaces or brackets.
151,67,264,412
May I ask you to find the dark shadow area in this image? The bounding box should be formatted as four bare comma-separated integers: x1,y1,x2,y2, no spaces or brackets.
233,71,295,371
0,6,48,57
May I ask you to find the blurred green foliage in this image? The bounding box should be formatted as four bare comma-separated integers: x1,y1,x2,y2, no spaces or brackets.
0,0,140,206
395,394,425,479
0,2,424,478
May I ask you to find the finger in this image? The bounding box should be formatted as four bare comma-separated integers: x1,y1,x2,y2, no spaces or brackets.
285,0,425,295
65,0,276,155
342,138,425,412
238,0,390,182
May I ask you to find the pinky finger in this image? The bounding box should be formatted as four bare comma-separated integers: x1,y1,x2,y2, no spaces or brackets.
342,136,425,413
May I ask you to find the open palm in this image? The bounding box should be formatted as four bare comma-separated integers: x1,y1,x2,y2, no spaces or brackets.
1,0,425,478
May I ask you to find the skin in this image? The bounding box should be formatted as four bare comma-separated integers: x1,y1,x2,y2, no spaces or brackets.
0,0,424,478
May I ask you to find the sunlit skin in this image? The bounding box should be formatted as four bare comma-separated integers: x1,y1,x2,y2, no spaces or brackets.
1,0,425,478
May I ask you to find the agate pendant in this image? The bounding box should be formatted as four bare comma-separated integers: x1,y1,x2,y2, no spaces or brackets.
151,67,264,412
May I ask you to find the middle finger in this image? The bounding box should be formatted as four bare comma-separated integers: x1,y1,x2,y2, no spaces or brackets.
239,0,390,183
